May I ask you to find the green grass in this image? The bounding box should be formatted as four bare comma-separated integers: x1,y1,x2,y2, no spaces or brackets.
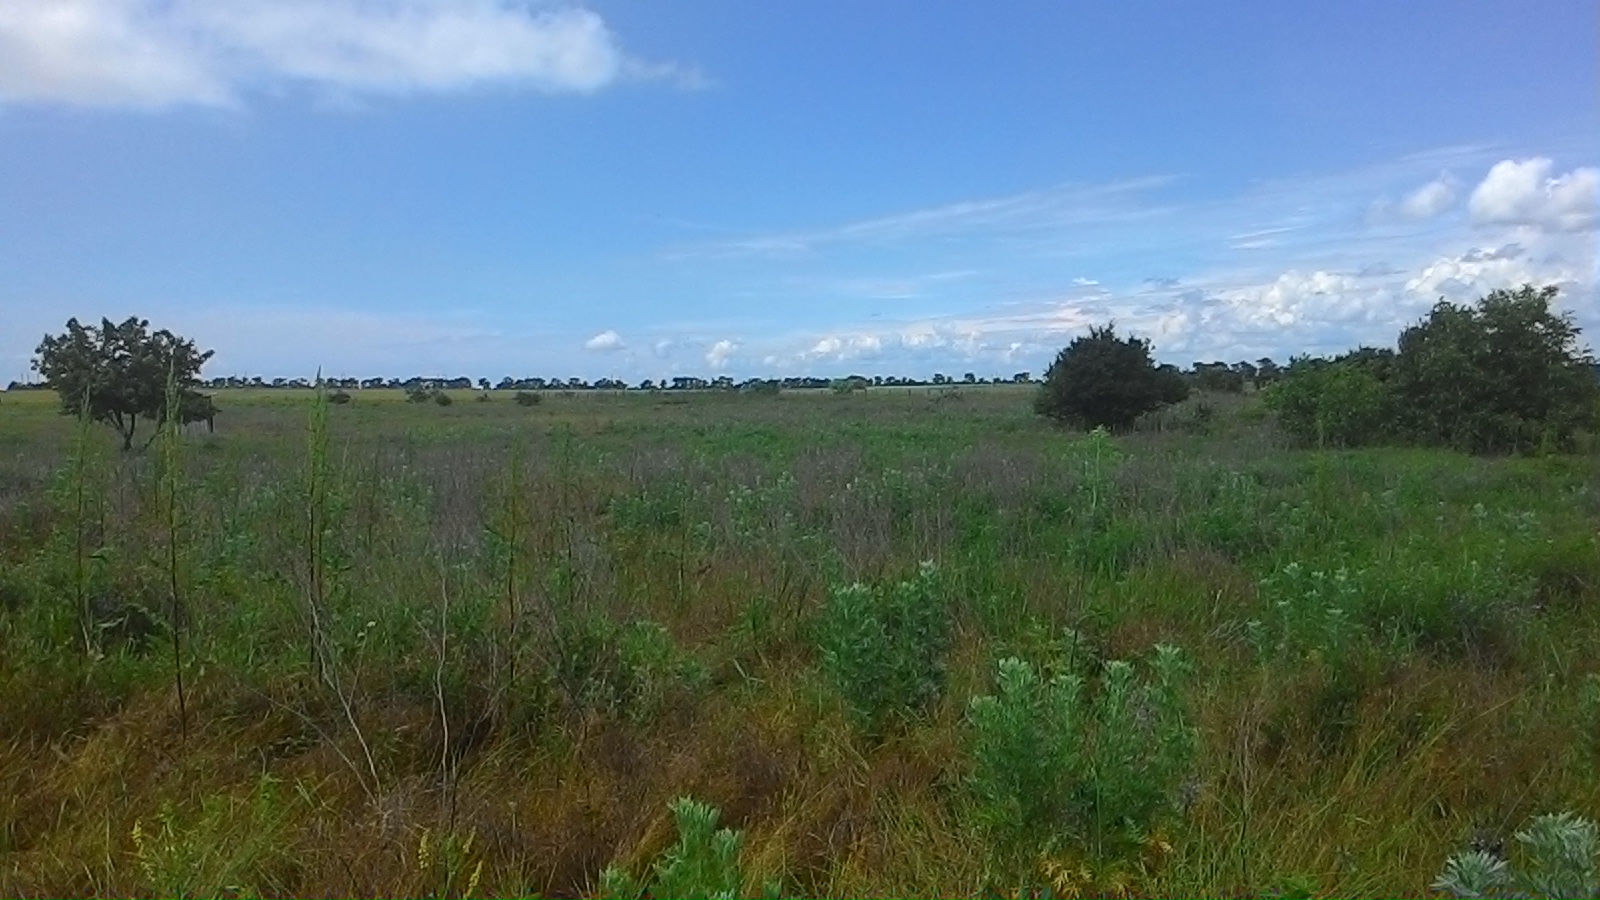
1,385,1596,897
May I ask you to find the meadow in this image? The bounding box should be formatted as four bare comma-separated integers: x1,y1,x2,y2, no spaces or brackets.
0,384,1596,898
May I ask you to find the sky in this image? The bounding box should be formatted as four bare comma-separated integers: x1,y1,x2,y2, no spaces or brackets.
1,0,1596,384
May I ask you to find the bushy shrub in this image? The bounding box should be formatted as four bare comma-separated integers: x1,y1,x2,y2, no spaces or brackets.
1395,285,1598,453
599,796,778,899
327,390,352,405
547,615,706,723
432,390,453,407
1035,325,1188,430
1433,811,1597,899
966,645,1196,895
1266,285,1598,453
514,391,542,407
1265,355,1394,448
815,561,950,735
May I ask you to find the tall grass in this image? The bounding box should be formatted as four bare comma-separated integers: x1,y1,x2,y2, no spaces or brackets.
0,386,1595,896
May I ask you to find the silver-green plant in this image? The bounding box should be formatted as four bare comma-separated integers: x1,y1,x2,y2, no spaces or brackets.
816,560,949,736
966,644,1196,893
598,796,777,899
1433,812,1598,899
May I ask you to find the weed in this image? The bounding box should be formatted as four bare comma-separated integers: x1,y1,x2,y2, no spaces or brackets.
598,796,779,899
815,560,950,736
966,645,1196,896
1434,811,1598,899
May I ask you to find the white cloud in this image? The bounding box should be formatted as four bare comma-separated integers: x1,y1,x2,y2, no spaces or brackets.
1220,270,1360,327
1469,158,1598,232
1405,241,1586,301
583,329,624,351
806,333,886,360
705,339,736,369
0,0,685,108
810,336,842,356
1396,173,1457,220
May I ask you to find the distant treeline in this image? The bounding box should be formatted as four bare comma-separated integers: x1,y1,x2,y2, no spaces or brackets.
6,360,1332,393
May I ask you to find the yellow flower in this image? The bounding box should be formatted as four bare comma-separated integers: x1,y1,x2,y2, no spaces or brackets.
417,828,432,871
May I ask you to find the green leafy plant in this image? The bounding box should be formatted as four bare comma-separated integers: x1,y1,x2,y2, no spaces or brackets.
1433,811,1597,899
815,560,950,735
598,796,778,899
966,645,1196,896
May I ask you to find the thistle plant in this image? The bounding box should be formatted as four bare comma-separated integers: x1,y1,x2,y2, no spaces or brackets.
1433,811,1597,899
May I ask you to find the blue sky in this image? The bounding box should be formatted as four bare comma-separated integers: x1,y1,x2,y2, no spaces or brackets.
1,0,1595,383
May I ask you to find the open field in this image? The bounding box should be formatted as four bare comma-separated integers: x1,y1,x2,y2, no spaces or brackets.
1,386,1597,897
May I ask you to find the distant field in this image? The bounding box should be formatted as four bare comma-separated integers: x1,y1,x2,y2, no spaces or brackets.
1,385,1596,897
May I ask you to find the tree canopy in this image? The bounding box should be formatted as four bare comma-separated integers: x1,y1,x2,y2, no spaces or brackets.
33,317,215,450
1266,285,1598,453
1034,324,1189,430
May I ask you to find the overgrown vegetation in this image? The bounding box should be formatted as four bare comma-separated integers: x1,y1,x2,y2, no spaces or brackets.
0,371,1596,897
1267,285,1599,453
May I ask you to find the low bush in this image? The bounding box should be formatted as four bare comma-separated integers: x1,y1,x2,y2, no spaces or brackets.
598,796,778,899
966,644,1196,896
815,561,950,735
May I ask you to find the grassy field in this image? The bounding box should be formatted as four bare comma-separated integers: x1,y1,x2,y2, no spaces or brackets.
1,385,1596,897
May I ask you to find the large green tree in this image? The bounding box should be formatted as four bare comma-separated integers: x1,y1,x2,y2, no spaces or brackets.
1034,324,1189,430
33,317,215,450
1393,284,1597,452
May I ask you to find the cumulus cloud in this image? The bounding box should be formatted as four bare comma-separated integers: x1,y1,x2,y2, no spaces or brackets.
0,0,686,108
1396,173,1458,220
1468,158,1598,232
705,339,736,369
806,333,884,360
1219,270,1360,327
583,329,624,351
1404,242,1584,301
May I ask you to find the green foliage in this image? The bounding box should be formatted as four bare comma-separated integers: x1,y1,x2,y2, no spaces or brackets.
1264,354,1394,448
513,390,542,406
548,615,706,723
599,796,777,899
327,390,353,405
1266,285,1598,453
1395,285,1598,452
1433,811,1597,899
32,316,214,450
966,645,1196,892
815,561,951,735
130,776,302,898
1034,324,1188,430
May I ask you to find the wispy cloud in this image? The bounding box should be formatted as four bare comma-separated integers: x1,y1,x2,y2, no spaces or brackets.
0,0,693,109
662,175,1181,260
662,150,1598,375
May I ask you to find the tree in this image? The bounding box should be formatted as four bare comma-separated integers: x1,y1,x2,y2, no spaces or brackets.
1034,324,1189,429
33,317,214,451
1392,284,1598,452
